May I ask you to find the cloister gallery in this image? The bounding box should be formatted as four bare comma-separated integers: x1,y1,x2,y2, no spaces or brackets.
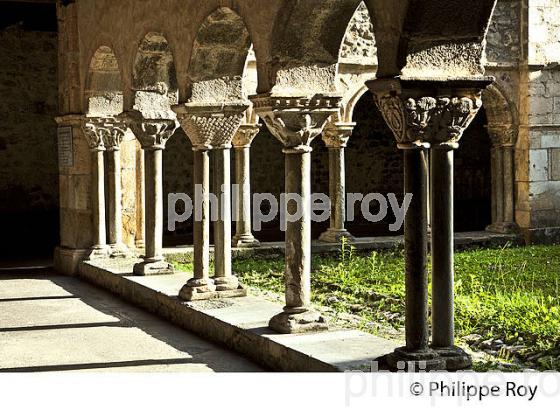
1,0,560,371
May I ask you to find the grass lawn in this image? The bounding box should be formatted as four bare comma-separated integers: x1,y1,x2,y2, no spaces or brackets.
174,243,560,370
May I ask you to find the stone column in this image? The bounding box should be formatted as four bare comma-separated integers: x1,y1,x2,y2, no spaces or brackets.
232,124,261,247
126,111,178,276
319,121,355,243
251,94,340,333
102,119,129,257
427,80,490,371
81,118,111,260
487,126,518,233
368,77,491,370
173,103,248,300
135,147,145,250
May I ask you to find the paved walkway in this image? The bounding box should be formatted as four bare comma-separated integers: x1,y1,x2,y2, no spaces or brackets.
0,270,263,372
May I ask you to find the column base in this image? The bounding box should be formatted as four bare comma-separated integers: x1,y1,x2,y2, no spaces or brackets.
133,259,174,276
232,234,260,248
486,222,519,234
432,345,472,371
269,309,328,334
54,247,90,276
213,276,247,297
86,245,110,261
386,347,446,372
179,278,217,301
318,229,355,243
109,243,129,258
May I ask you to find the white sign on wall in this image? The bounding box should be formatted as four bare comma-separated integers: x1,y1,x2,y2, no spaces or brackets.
58,126,74,168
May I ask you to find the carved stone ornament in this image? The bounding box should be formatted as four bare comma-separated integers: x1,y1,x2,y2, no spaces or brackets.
125,110,179,150
366,77,493,148
232,123,261,148
486,124,517,147
102,118,128,151
81,117,112,151
249,94,342,151
322,120,356,148
173,103,249,150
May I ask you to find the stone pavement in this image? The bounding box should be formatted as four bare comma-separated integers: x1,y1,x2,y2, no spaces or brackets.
0,270,263,372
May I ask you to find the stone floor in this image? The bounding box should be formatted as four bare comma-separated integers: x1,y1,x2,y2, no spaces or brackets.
0,270,264,372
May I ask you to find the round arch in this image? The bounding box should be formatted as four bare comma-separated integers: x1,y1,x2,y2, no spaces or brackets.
85,45,123,116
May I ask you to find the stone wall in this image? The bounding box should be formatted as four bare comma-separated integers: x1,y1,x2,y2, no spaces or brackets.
0,24,59,255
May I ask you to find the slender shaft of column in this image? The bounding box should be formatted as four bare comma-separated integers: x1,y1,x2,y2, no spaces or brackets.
284,148,312,312
91,149,107,251
503,146,515,224
233,146,258,245
490,146,498,226
143,148,163,262
330,147,345,231
431,146,455,348
107,149,123,250
193,149,211,282
136,146,145,248
403,147,430,351
495,147,505,225
213,147,237,290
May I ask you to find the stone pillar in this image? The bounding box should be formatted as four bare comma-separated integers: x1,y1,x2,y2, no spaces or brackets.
213,146,237,290
173,103,248,300
102,119,129,257
250,94,340,333
319,121,356,243
81,118,111,260
126,111,178,276
135,146,145,250
232,124,261,248
368,77,492,370
487,126,518,233
428,81,490,371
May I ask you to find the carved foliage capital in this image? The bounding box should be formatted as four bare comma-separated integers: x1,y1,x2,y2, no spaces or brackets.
232,124,261,148
250,95,341,151
368,80,486,147
322,121,355,148
487,125,517,147
174,104,248,150
125,111,179,150
81,117,113,151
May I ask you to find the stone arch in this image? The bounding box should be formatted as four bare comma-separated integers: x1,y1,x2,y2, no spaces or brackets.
186,7,256,103
482,83,519,145
85,45,123,116
337,1,378,122
132,32,178,118
266,0,364,95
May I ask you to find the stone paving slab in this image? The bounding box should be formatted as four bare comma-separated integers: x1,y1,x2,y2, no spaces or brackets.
0,272,263,372
79,260,400,371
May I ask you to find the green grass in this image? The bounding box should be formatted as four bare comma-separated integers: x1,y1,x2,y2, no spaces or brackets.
174,243,560,369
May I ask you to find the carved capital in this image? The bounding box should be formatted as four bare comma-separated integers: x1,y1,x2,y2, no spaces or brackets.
173,103,248,150
322,120,355,148
125,110,179,150
102,118,128,151
232,123,261,148
249,94,341,151
367,77,492,149
81,117,112,151
487,124,517,147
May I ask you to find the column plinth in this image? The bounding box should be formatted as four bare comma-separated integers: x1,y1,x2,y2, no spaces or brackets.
251,93,340,333
319,121,355,243
173,103,248,299
232,124,261,248
126,111,178,276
